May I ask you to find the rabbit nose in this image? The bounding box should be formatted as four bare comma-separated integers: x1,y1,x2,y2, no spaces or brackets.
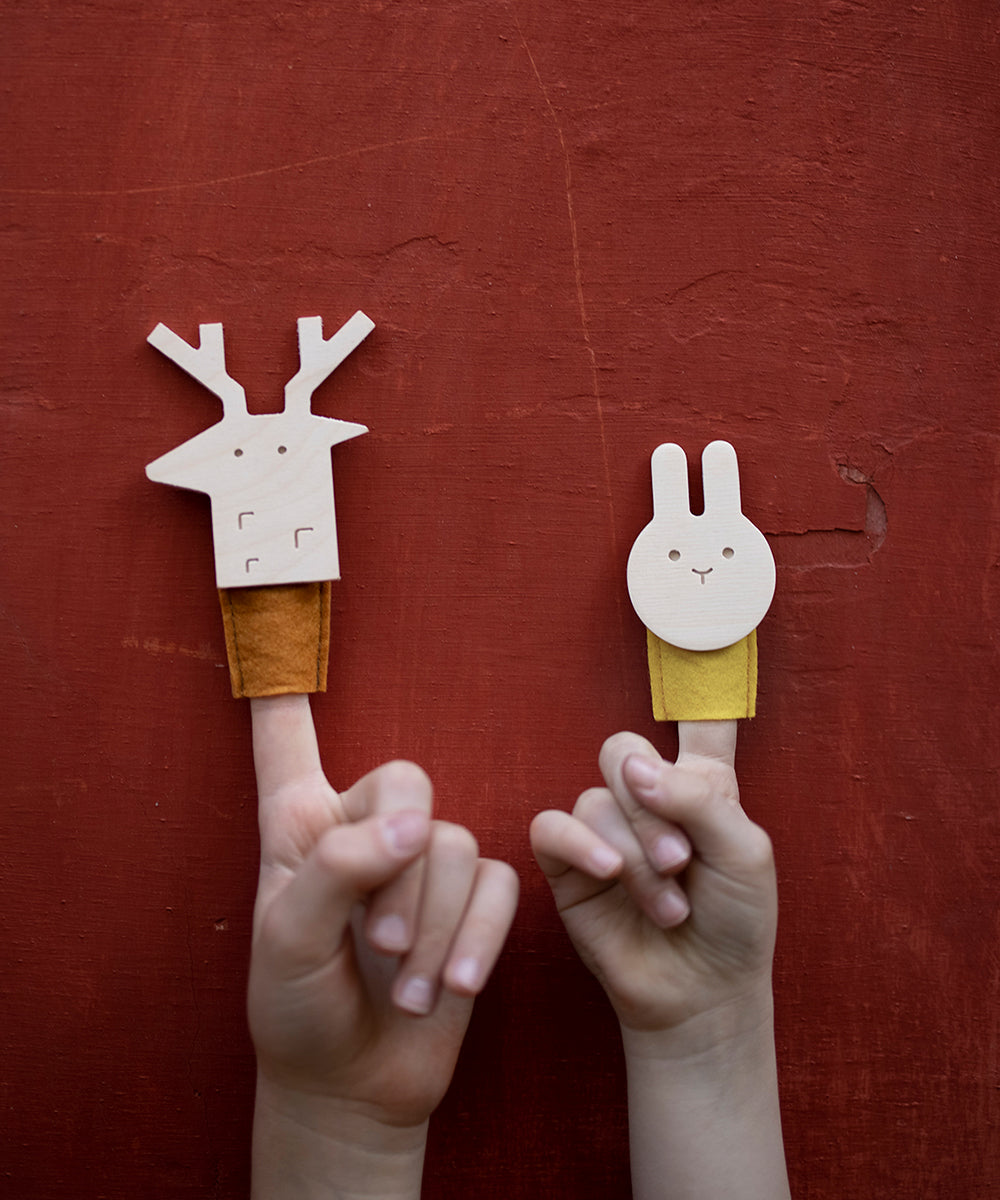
692,567,714,584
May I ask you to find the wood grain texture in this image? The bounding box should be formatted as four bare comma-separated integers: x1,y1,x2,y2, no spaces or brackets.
2,2,999,1197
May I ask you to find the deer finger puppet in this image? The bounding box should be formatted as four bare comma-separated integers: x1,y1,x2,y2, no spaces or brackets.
626,441,775,720
145,312,373,698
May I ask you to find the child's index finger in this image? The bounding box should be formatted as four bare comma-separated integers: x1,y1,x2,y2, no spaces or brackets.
677,718,737,769
251,694,348,877
251,693,326,797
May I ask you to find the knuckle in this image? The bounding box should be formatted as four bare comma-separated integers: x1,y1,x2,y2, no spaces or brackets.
573,786,612,823
600,730,634,757
481,857,520,902
313,826,352,875
377,759,433,804
430,820,479,862
527,811,555,858
708,762,740,801
256,898,308,959
742,823,775,871
256,901,291,951
529,808,559,841
598,730,647,775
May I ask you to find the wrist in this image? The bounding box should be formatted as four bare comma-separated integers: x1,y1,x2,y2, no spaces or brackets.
620,987,789,1200
620,980,776,1075
252,1073,428,1200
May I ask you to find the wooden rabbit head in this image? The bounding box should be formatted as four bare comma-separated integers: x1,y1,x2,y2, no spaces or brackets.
627,441,775,651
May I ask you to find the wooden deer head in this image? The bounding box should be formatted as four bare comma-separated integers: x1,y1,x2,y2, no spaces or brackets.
146,312,373,588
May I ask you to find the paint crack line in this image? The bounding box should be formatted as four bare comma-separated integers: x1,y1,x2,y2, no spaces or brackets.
510,3,629,699
0,131,472,198
509,13,614,500
510,9,599,404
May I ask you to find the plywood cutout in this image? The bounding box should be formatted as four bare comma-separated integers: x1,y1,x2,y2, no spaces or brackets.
627,441,775,652
146,313,373,589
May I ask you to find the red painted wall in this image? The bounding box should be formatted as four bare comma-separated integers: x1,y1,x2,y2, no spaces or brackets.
3,2,998,1196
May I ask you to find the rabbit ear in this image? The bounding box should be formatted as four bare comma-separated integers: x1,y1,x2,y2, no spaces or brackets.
701,440,742,515
650,443,691,519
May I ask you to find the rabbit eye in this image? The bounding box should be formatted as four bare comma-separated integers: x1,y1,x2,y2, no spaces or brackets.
722,547,735,559
668,549,681,562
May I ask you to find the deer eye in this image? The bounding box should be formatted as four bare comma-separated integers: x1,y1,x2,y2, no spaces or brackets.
234,448,244,457
277,445,287,454
668,549,681,561
722,547,735,559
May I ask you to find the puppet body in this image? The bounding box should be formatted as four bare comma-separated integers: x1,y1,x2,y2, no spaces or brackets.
146,312,372,696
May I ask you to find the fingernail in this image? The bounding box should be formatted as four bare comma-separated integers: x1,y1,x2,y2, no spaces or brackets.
656,887,690,927
397,975,434,1015
450,957,482,992
371,914,409,953
625,755,659,792
652,834,688,872
382,810,428,856
588,844,623,877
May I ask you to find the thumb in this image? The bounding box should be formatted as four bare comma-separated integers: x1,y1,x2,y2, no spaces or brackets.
254,810,430,975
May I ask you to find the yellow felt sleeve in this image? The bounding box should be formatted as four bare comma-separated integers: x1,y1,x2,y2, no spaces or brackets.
646,627,757,721
218,582,331,699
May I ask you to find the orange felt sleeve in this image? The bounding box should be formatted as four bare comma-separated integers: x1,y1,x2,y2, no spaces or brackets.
217,582,331,699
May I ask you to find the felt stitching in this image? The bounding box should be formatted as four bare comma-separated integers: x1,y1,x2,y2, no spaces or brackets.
322,581,331,690
746,631,754,717
225,589,247,696
314,584,322,689
739,634,746,716
745,634,751,717
647,628,661,720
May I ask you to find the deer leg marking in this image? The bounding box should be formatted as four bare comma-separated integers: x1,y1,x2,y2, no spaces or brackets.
238,511,255,529
294,527,314,549
245,557,260,573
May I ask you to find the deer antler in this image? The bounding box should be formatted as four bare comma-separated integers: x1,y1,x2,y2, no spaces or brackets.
283,311,375,415
147,322,247,418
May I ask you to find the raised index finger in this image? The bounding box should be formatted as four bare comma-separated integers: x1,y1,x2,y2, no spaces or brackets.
251,693,326,798
251,694,346,882
677,718,737,769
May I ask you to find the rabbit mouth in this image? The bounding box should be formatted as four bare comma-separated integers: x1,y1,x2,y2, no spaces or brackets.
691,568,714,584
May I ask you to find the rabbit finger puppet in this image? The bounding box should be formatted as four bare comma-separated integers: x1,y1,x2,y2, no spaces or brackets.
626,441,775,721
145,312,373,698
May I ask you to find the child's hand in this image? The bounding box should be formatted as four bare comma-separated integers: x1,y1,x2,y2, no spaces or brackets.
247,695,518,1197
532,722,789,1199
530,721,777,1038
